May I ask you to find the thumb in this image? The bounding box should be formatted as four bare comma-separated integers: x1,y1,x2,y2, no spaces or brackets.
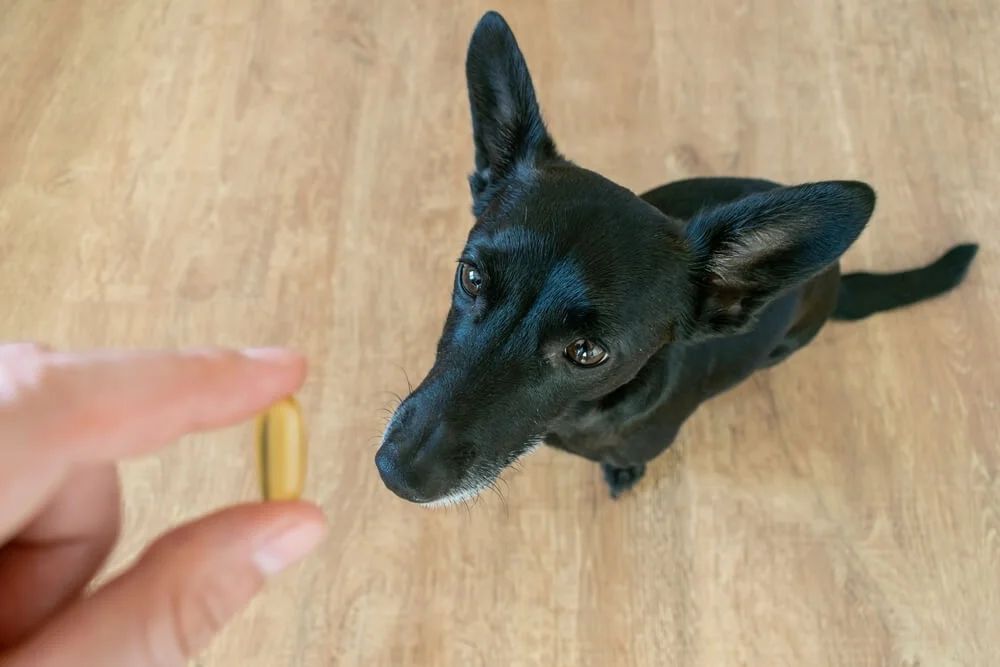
1,503,326,667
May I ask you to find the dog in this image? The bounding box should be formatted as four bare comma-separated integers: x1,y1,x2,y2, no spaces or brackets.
374,11,979,506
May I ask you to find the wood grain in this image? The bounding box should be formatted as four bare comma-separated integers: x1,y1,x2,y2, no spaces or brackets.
1,1,997,665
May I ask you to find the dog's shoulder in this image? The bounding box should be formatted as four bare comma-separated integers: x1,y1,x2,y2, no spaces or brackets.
639,177,783,221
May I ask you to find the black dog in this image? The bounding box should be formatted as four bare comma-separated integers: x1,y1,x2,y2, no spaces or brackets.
375,11,978,505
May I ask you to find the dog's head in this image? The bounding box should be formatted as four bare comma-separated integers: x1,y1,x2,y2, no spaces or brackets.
375,11,875,505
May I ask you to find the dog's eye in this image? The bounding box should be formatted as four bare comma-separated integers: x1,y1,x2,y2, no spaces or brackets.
458,262,483,297
565,339,608,367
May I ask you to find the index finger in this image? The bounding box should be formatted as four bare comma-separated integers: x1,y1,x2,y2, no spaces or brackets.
0,345,306,464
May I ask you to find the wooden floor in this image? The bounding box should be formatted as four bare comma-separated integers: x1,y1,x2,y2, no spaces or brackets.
2,1,998,665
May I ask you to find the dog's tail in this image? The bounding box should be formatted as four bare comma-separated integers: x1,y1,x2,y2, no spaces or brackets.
830,243,979,322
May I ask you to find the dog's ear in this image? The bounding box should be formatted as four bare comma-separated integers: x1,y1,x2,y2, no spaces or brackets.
681,180,876,339
465,12,557,209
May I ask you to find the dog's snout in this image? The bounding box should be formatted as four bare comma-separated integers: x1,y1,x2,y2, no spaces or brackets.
374,434,454,504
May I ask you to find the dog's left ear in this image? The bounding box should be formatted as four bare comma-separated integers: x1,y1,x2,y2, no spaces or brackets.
681,180,876,339
465,12,558,211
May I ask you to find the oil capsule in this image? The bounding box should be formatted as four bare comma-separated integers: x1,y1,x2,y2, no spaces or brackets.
254,396,307,501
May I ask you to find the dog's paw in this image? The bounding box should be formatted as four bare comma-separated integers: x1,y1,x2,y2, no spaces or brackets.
601,463,647,499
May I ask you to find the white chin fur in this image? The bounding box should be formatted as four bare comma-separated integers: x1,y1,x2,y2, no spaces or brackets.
418,437,545,509
420,482,491,508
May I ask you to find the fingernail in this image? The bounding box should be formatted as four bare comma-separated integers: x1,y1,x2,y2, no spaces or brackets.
253,521,326,576
242,347,298,361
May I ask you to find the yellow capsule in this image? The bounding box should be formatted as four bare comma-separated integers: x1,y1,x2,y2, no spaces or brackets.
254,396,307,501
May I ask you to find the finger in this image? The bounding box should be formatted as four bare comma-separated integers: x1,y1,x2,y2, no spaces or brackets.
0,464,120,648
0,344,306,464
1,502,326,667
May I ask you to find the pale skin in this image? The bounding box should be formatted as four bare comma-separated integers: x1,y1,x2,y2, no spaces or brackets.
0,343,327,667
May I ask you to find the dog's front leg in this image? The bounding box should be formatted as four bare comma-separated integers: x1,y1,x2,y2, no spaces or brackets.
600,462,648,499
599,409,690,499
545,432,657,498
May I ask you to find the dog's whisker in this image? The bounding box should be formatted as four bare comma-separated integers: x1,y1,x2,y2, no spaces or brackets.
390,364,415,396
487,478,509,517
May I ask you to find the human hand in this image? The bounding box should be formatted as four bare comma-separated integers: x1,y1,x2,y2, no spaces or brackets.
0,343,327,666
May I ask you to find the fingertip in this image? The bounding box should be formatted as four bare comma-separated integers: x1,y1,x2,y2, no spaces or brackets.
249,499,328,529
237,500,327,576
238,347,308,395
239,347,307,376
252,518,326,577
240,347,303,363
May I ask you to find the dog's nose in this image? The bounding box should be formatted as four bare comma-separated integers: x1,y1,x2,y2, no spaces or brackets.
375,432,458,504
375,440,427,502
